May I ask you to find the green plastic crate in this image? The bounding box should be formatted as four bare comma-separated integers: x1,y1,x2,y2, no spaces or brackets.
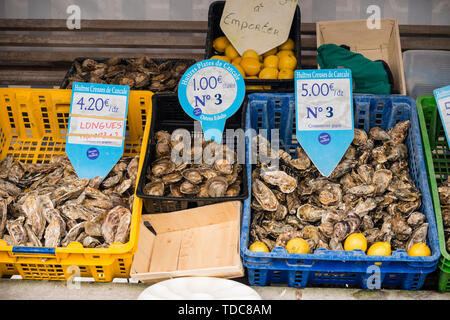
416,94,450,291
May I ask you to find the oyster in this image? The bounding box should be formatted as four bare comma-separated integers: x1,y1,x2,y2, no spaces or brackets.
260,169,297,194
22,195,46,240
369,127,391,141
353,129,368,146
392,213,412,241
162,172,182,184
25,225,42,247
206,176,228,198
372,146,388,163
329,159,357,179
182,168,203,185
286,192,301,215
44,217,63,247
388,120,410,144
101,206,129,244
302,225,319,250
0,199,6,237
406,223,428,252
51,178,89,206
83,236,101,248
143,181,165,196
61,222,86,247
373,169,393,194
407,212,425,227
317,183,342,206
271,204,288,221
180,180,200,195
151,158,175,177
252,179,278,212
318,221,334,239
274,230,303,248
329,237,343,251
213,159,234,175
290,147,311,170
296,204,326,223
354,198,377,217
114,207,132,243
347,184,376,196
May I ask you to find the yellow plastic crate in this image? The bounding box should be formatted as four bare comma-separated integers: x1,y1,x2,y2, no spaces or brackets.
0,88,153,281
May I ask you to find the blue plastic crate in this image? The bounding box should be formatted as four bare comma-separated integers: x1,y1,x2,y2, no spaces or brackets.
241,93,440,290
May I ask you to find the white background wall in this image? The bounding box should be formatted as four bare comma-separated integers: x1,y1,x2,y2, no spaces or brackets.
0,0,449,25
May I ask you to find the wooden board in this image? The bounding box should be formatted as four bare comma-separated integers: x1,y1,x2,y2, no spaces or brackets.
130,201,243,282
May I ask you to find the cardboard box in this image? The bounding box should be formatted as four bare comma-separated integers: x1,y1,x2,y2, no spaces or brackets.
131,201,244,283
316,19,407,95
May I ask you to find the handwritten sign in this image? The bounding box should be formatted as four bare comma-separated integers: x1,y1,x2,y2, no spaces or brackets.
295,69,354,177
66,82,129,179
220,0,298,56
434,85,450,148
178,59,245,144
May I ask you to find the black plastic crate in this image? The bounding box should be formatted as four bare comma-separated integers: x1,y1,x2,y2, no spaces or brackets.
205,1,301,91
136,93,249,213
60,57,197,92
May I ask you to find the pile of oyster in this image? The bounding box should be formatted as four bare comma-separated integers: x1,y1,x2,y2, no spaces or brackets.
0,155,139,248
438,177,450,251
143,130,243,200
250,121,429,253
66,57,192,93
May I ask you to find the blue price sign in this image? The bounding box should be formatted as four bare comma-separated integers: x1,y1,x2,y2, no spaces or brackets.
178,59,245,144
66,82,130,180
434,85,450,148
295,69,354,177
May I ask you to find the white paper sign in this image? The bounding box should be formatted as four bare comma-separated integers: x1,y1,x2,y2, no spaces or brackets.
220,0,298,56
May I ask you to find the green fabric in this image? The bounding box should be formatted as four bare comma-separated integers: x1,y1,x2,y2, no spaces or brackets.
317,44,392,95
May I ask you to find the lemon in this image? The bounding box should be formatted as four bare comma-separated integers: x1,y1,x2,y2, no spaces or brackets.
279,55,297,70
344,233,368,252
263,47,278,57
286,238,310,254
232,56,242,66
213,36,230,53
367,242,391,256
408,243,431,256
278,69,294,79
249,241,269,252
210,55,231,63
263,55,279,69
277,50,295,59
234,65,246,77
259,67,278,79
279,38,294,51
225,44,239,60
242,49,259,60
240,57,262,76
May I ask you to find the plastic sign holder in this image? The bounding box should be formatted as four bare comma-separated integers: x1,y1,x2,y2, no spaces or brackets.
178,59,245,144
66,82,130,180
434,85,450,148
295,69,354,177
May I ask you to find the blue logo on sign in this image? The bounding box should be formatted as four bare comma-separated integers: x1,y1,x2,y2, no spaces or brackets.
87,147,99,160
318,133,331,145
193,108,202,116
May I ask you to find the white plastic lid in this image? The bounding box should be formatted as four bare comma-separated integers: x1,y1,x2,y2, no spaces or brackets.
137,277,261,300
